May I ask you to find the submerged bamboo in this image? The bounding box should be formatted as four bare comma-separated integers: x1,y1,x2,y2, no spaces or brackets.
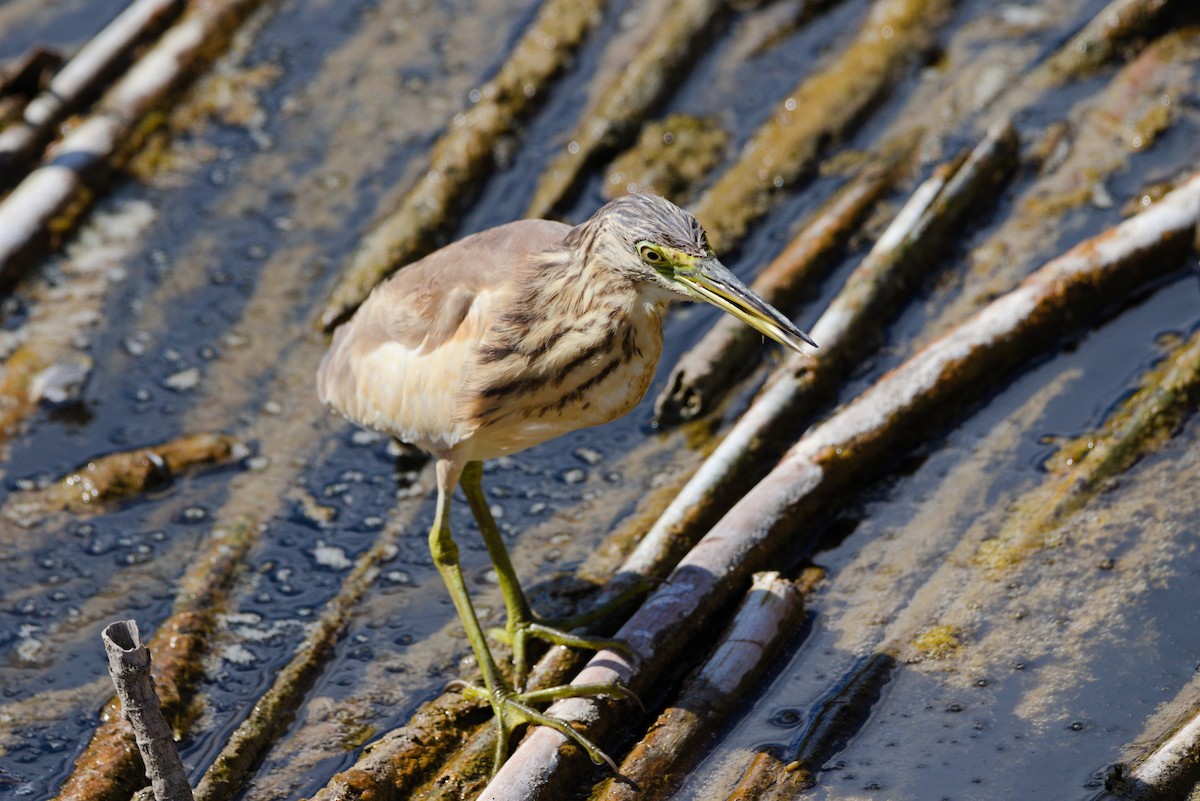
1033,0,1188,85
52,518,259,801
316,0,605,331
525,0,729,218
976,327,1200,572
4,433,240,523
192,468,428,801
477,174,1200,801
693,0,955,250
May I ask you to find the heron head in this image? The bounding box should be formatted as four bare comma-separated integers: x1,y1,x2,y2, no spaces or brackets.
580,193,816,353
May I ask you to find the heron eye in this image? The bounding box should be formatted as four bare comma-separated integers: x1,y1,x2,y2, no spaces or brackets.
638,245,664,265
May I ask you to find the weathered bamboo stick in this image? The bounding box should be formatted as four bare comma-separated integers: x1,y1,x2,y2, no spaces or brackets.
102,621,195,801
1032,0,1188,86
0,0,187,191
525,0,730,219
1111,709,1200,801
604,121,1017,607
307,685,504,801
592,571,810,801
654,140,913,423
4,432,240,523
315,0,605,332
0,46,62,99
1095,692,1200,801
692,0,955,251
0,0,266,293
476,174,1200,801
52,518,259,801
725,748,809,801
190,465,430,801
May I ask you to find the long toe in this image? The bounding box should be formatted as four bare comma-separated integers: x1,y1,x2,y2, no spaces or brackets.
454,677,632,774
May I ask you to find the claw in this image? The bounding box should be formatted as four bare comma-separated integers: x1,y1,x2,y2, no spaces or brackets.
449,677,630,775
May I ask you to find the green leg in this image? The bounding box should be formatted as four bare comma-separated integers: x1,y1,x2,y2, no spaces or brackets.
430,460,628,775
460,461,627,691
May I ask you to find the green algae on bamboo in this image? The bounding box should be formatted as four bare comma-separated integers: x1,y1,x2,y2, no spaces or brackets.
602,114,728,204
411,648,589,801
975,327,1200,571
316,0,605,332
654,136,914,424
1032,0,1189,85
525,0,730,219
308,692,497,801
475,174,1200,801
693,0,957,251
726,748,811,801
51,517,260,801
603,122,1017,608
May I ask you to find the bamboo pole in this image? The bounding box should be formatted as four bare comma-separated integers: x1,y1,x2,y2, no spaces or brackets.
307,693,492,801
315,0,605,332
1111,709,1200,801
102,621,195,801
725,748,808,801
476,174,1200,801
0,0,187,191
0,0,267,293
604,121,1018,606
592,570,813,801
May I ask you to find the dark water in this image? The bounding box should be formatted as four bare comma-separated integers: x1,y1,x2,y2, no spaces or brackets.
1,0,1199,799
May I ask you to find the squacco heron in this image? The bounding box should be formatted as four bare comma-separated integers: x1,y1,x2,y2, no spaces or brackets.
317,193,815,772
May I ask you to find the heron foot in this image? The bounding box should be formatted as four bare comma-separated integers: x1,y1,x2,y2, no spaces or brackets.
487,618,631,691
447,678,636,776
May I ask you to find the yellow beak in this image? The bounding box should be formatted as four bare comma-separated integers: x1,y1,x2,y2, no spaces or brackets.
675,258,817,353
